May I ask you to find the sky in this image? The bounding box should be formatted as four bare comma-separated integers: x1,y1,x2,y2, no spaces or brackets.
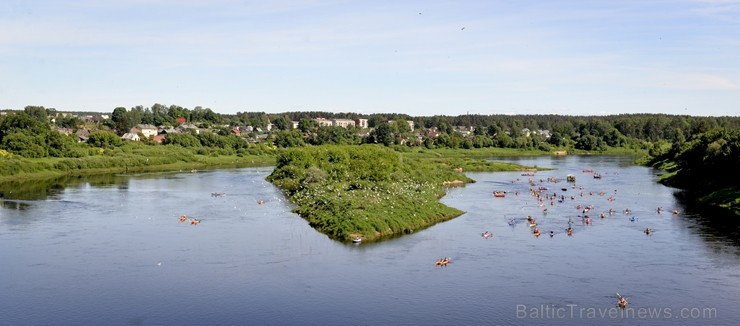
1,0,739,117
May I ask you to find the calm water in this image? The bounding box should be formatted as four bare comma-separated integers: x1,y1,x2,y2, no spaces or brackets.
1,156,739,325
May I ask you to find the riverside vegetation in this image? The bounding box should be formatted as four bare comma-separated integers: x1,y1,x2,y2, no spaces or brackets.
643,127,740,213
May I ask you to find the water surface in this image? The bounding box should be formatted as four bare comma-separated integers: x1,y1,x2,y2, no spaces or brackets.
1,156,738,325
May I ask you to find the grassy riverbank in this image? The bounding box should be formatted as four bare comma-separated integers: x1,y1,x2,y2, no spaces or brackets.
0,144,275,183
267,145,533,242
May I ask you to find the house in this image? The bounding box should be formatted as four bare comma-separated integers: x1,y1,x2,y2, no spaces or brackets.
356,118,369,129
231,129,241,136
132,124,158,138
291,121,300,129
406,120,415,131
424,129,440,137
160,127,178,135
153,134,166,144
121,133,141,141
315,118,333,127
76,128,90,142
55,127,73,135
175,117,187,124
177,124,200,134
453,126,472,137
333,119,356,128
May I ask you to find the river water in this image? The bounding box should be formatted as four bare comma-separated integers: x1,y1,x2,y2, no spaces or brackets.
1,156,738,325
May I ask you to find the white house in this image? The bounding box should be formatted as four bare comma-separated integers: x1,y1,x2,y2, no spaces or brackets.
121,133,141,141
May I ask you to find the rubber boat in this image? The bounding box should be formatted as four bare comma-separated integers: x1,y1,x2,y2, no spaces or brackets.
435,258,451,267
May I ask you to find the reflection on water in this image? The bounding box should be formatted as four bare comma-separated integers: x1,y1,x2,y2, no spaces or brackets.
676,198,740,257
0,174,129,200
0,200,31,211
1,158,739,325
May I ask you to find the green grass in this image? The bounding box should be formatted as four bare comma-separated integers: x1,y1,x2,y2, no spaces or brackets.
0,144,275,183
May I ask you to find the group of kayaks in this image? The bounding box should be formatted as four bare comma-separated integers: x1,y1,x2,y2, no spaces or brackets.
179,215,200,225
435,257,452,267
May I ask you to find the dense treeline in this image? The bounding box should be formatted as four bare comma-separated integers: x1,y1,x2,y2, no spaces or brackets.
646,127,740,211
4,104,738,161
2,104,739,180
267,111,740,143
262,112,740,154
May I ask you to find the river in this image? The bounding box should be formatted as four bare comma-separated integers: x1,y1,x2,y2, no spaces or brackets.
1,156,738,325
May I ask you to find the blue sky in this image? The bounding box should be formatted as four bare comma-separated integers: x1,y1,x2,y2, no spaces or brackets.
1,0,738,116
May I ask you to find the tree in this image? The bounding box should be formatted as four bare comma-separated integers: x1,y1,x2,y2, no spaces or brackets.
297,119,317,133
87,131,123,148
496,132,513,148
272,115,291,131
1,131,47,158
111,107,139,135
274,130,306,148
371,122,395,146
575,134,604,151
0,112,51,144
24,106,48,122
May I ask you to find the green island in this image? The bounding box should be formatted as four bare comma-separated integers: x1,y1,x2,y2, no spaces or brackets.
266,145,534,242
1,105,739,240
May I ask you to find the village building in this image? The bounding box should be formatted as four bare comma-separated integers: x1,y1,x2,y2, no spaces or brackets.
131,124,158,138
315,118,333,127
355,118,369,129
121,133,141,141
332,119,356,128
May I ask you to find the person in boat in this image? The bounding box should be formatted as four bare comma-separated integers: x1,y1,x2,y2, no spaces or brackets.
618,296,628,309
566,227,573,236
644,228,651,235
179,215,187,222
549,230,554,237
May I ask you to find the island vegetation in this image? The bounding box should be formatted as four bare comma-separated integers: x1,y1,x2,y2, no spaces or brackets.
1,104,739,230
266,145,530,241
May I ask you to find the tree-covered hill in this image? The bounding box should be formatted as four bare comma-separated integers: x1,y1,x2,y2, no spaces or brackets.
645,127,740,213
